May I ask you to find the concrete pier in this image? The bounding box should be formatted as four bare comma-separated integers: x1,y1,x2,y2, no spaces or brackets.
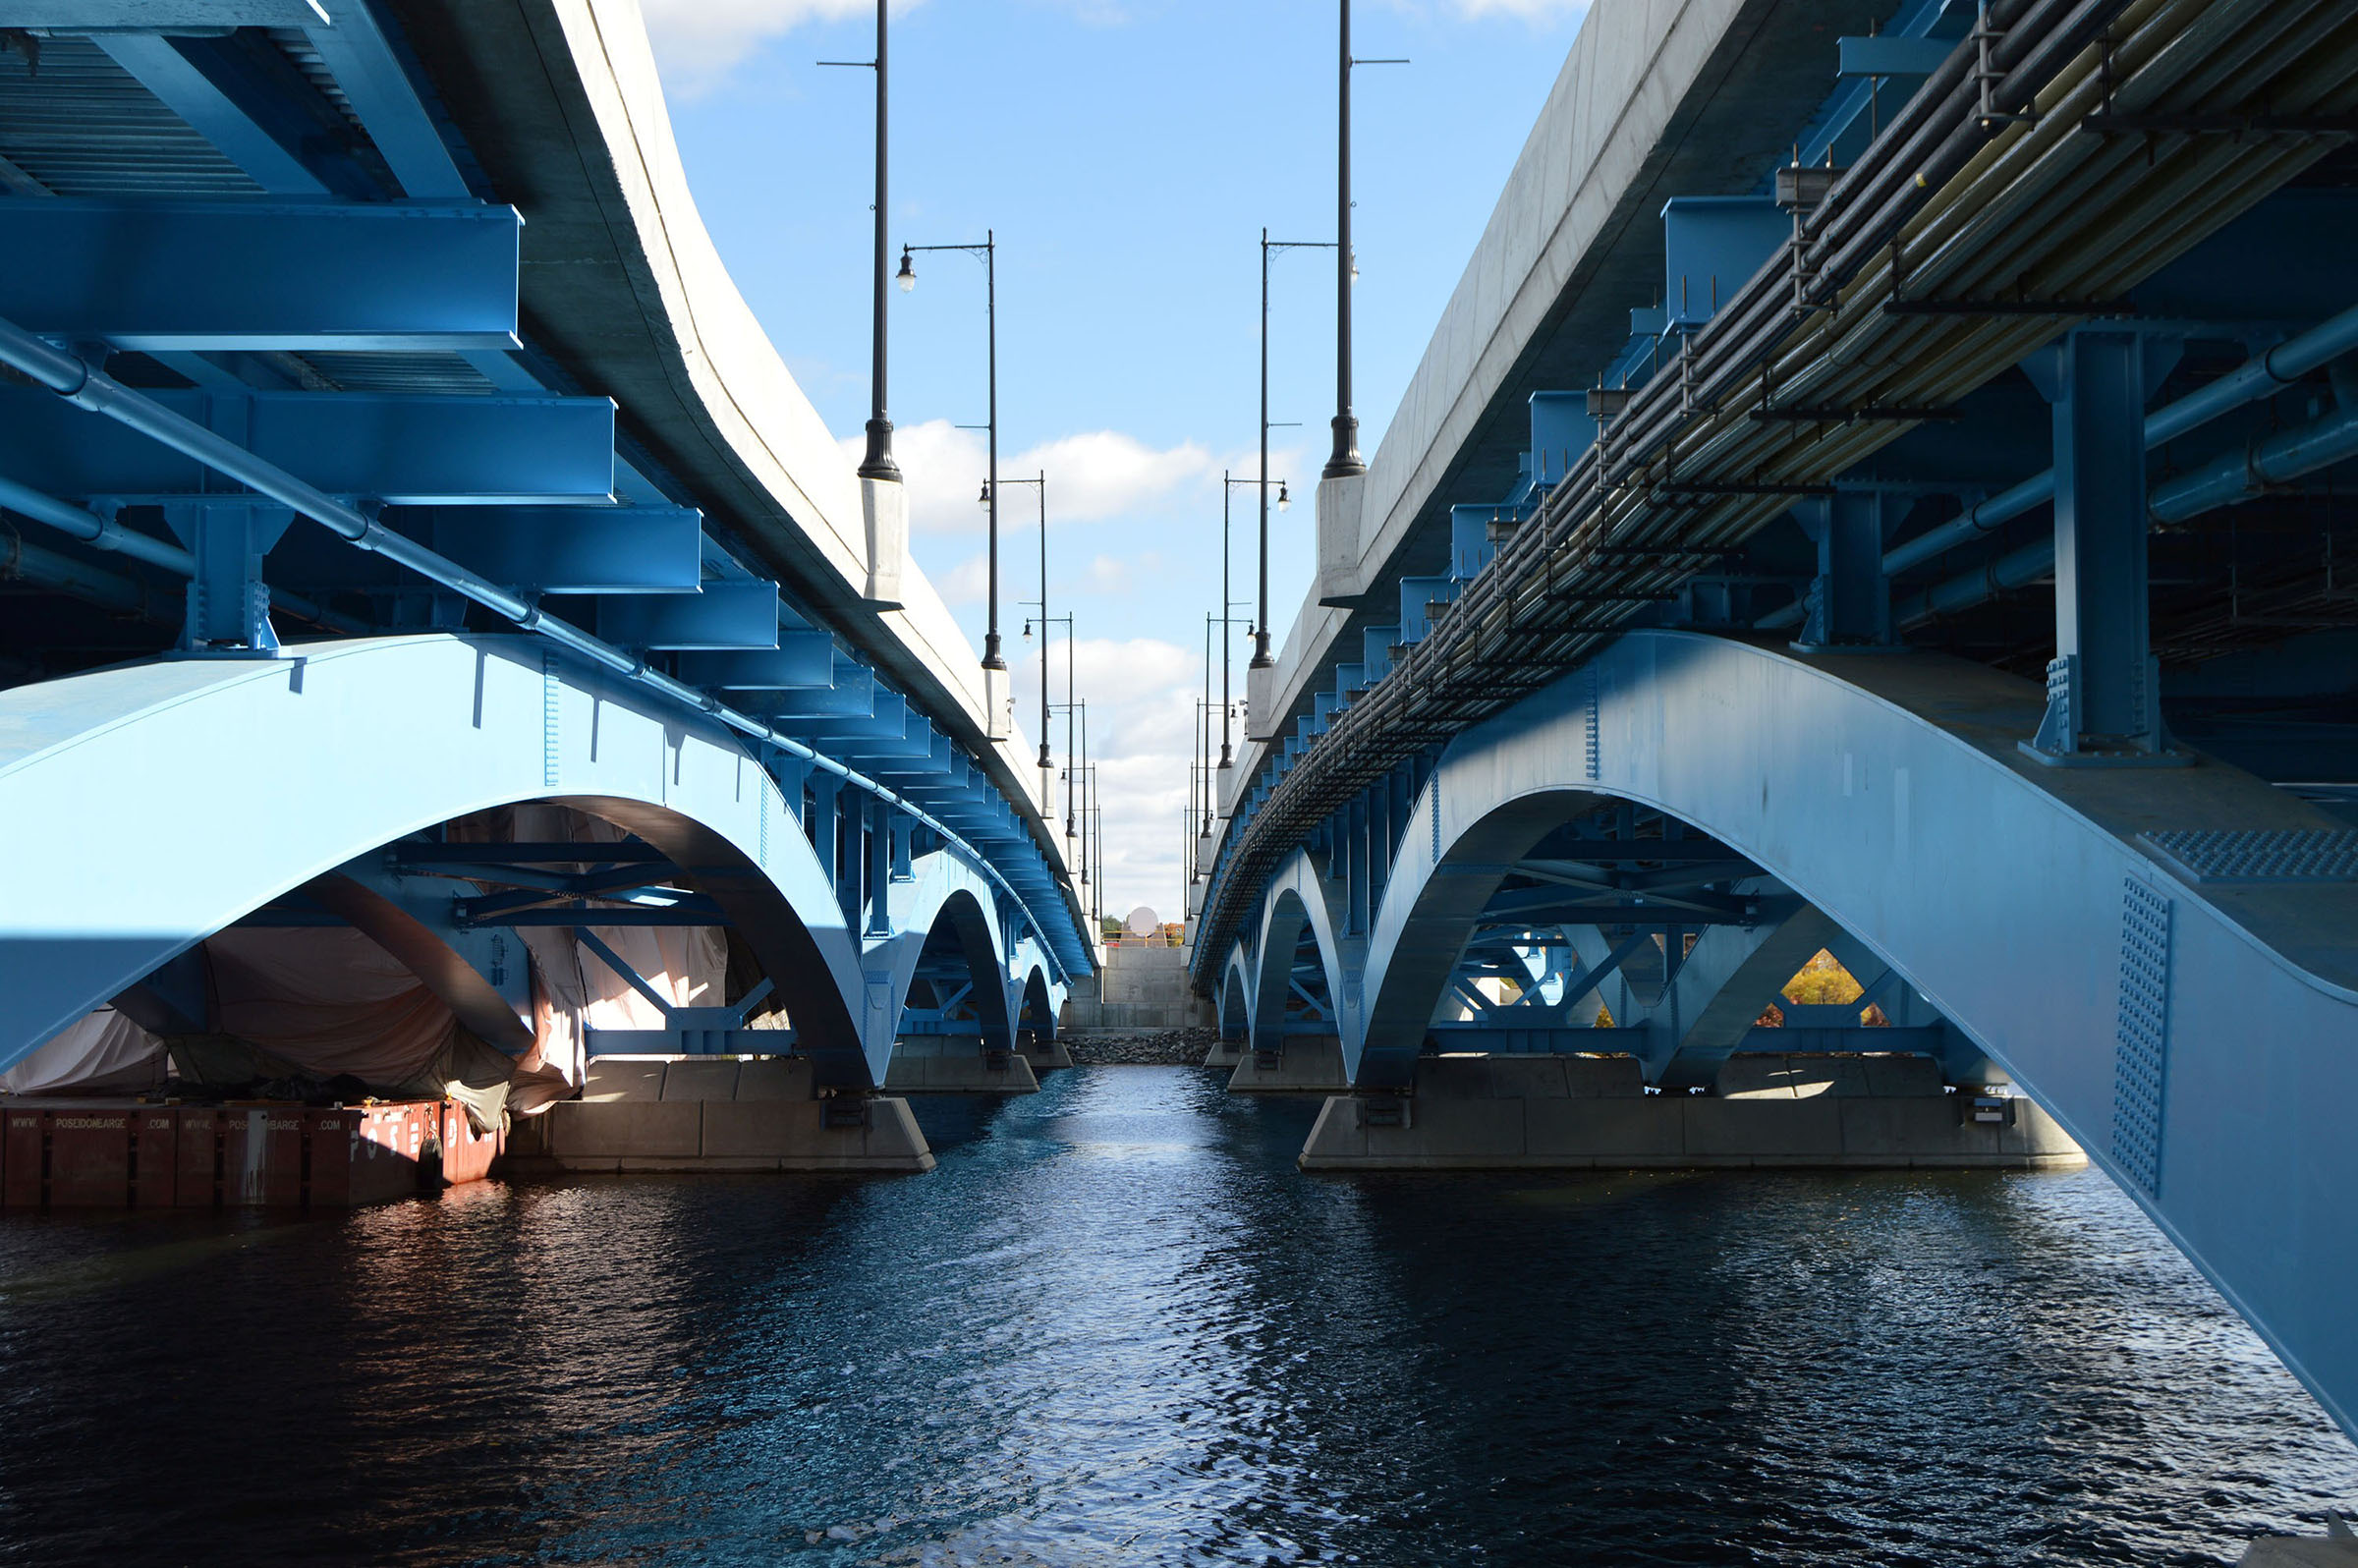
509,1057,934,1174
882,1038,1040,1094
2239,1517,2358,1564
1298,1054,2084,1170
1017,1034,1075,1072
1227,1036,1351,1094
1202,1037,1244,1069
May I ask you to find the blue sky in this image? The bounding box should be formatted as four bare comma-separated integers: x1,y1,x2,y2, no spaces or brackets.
641,0,1590,920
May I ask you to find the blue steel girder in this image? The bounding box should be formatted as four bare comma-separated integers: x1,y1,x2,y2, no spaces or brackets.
0,201,520,352
407,505,706,596
676,637,839,691
590,582,782,650
0,385,616,504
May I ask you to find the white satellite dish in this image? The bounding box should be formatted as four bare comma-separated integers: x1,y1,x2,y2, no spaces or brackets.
1124,905,1159,936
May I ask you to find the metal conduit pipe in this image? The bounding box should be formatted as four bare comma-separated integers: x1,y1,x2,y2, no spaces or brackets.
1757,299,2358,629
0,474,192,575
0,314,1077,984
0,527,176,623
1895,395,2358,627
0,474,368,635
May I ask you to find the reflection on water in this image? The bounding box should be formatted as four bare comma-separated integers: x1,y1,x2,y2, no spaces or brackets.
0,1067,2348,1565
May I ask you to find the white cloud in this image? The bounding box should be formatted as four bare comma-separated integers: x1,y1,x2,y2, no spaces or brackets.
1017,430,1215,522
640,0,925,95
868,419,991,535
1082,554,1133,594
936,550,990,605
838,420,1218,537
1015,636,1205,923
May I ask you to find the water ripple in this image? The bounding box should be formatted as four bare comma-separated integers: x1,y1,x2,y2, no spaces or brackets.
0,1067,2348,1565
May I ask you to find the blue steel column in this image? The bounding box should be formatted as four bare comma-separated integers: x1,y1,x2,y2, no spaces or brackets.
2025,330,2179,762
868,799,893,937
163,500,293,653
1792,490,1900,651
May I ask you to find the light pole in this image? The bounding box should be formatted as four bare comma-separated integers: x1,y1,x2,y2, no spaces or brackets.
824,3,898,481
1325,2,1407,482
897,233,1002,669
1033,618,1079,833
997,473,1049,766
1258,231,1326,667
1222,474,1280,756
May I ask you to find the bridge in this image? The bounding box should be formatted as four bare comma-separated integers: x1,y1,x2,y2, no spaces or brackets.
0,1,1091,1167
1190,0,2358,1443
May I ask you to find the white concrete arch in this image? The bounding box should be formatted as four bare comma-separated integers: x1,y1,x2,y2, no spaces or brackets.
1338,630,2358,1436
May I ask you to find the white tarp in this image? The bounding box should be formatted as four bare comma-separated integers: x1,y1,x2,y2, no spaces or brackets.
3,1006,167,1095
204,925,457,1085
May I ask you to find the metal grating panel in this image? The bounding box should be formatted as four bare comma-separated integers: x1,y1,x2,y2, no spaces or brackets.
2140,828,2358,883
0,37,260,196
296,352,499,396
1583,666,1600,782
2111,876,2171,1194
1429,775,1441,863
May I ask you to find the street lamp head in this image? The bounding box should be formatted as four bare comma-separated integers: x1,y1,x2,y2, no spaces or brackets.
1277,481,1291,512
978,480,991,506
895,249,916,292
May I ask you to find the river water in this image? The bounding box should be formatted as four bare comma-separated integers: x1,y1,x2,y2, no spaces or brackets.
0,1066,2349,1566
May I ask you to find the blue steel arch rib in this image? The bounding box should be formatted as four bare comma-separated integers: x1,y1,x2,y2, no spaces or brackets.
1016,964,1056,1043
0,633,1058,1089
1218,950,1253,1040
1251,868,1347,1052
877,879,1018,1058
1292,628,2358,1438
